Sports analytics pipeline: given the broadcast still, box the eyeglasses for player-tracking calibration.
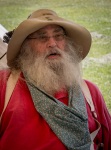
[27,33,66,42]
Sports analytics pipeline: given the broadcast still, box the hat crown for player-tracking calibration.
[28,9,58,19]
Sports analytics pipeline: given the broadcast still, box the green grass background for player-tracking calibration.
[0,0,111,111]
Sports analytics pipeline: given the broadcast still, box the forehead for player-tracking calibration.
[31,24,65,35]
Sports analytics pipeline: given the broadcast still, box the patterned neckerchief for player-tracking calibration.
[24,74,91,150]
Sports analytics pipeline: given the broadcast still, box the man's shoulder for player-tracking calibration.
[84,79,104,104]
[84,79,100,91]
[84,79,104,100]
[0,68,10,83]
[0,68,10,75]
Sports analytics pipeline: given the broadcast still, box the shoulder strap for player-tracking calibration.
[0,71,20,122]
[82,80,101,150]
[82,80,97,118]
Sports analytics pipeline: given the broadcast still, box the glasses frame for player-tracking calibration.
[27,33,66,42]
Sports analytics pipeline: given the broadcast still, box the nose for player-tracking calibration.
[46,37,57,48]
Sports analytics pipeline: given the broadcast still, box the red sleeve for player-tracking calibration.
[85,80,111,150]
[0,69,10,115]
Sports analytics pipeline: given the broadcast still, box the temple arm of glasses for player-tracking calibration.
[0,52,7,60]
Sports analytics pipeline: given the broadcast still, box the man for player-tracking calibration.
[0,9,111,150]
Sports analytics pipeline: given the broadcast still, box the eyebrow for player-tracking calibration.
[53,27,65,33]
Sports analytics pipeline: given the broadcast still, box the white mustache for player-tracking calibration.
[45,48,62,58]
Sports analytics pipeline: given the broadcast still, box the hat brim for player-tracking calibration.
[7,15,91,66]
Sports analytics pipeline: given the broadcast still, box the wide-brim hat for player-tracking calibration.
[7,9,92,66]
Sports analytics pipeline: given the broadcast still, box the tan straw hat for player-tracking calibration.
[7,9,92,66]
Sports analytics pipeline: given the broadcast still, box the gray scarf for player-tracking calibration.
[25,76,91,150]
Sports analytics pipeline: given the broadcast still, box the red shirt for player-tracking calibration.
[0,70,111,150]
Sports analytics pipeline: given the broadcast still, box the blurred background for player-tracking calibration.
[0,0,111,111]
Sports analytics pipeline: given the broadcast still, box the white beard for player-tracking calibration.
[19,43,82,95]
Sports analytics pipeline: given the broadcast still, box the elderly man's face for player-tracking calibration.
[27,24,66,60]
[20,25,81,94]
